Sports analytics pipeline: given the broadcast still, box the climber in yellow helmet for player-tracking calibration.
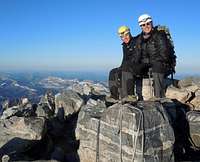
[107,25,146,103]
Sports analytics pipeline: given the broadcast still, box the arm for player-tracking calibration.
[120,47,125,67]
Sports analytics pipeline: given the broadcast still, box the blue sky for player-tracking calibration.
[0,0,199,74]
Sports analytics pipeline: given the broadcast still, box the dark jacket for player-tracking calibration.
[138,28,170,73]
[120,36,145,75]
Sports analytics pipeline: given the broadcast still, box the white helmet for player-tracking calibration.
[138,14,152,26]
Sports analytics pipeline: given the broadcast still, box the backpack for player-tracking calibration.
[155,25,177,77]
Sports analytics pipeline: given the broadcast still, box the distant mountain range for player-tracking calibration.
[0,71,108,106]
[0,70,198,107]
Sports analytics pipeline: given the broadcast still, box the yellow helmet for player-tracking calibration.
[118,26,130,36]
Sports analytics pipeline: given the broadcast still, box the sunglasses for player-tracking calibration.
[119,32,130,38]
[140,22,151,27]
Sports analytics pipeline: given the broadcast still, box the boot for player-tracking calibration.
[122,95,137,103]
[105,96,118,103]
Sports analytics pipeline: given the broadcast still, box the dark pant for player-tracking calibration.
[152,72,165,98]
[135,77,143,101]
[108,68,121,99]
[109,68,143,100]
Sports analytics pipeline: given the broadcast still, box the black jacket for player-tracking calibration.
[138,28,170,73]
[120,36,146,75]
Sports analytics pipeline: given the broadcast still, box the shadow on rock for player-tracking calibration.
[168,99,200,161]
[47,107,80,162]
[0,137,51,161]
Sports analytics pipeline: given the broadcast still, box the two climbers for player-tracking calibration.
[108,14,176,102]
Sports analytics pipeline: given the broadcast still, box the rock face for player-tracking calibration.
[76,101,175,162]
[55,90,84,116]
[142,77,200,110]
[165,86,191,103]
[1,106,21,119]
[36,92,55,118]
[1,77,200,162]
[175,77,200,110]
[67,81,110,96]
[142,78,154,100]
[186,111,200,148]
[0,116,46,157]
[1,104,35,120]
[190,96,200,110]
[178,77,200,88]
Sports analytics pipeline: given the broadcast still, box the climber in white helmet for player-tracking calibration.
[136,14,172,99]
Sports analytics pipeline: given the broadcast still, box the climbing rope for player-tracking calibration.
[127,105,144,162]
[119,106,123,162]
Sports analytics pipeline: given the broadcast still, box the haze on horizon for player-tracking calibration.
[0,0,200,74]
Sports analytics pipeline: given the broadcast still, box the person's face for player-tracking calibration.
[120,32,131,44]
[140,22,153,34]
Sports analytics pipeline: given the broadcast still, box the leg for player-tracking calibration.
[121,71,135,98]
[108,68,121,99]
[135,76,143,101]
[152,72,165,98]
